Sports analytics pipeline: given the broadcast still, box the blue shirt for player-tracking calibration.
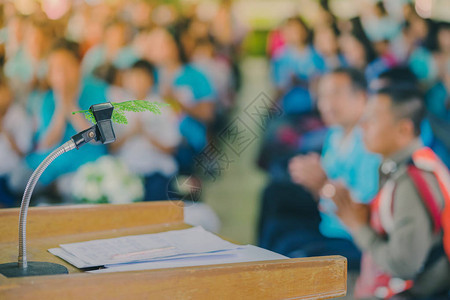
[365,57,390,84]
[172,65,216,152]
[421,82,450,168]
[271,45,326,114]
[26,78,108,185]
[319,127,381,239]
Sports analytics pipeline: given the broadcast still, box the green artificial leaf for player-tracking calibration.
[72,100,169,125]
[111,109,128,124]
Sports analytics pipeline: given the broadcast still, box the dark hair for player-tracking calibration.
[422,19,440,51]
[377,66,418,84]
[429,21,450,52]
[50,38,82,61]
[438,21,450,31]
[403,14,436,51]
[93,63,119,85]
[329,67,367,92]
[371,66,419,91]
[376,85,425,136]
[375,1,388,17]
[347,18,378,63]
[319,0,330,11]
[130,59,155,80]
[167,23,189,64]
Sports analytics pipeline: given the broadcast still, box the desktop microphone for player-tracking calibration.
[0,102,116,277]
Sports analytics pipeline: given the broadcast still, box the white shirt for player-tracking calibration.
[0,104,32,175]
[113,95,181,176]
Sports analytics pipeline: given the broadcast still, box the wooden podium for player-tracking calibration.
[0,202,347,299]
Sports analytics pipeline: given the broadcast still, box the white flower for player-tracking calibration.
[84,180,102,202]
[71,155,144,204]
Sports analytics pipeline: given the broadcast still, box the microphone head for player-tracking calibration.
[90,102,116,144]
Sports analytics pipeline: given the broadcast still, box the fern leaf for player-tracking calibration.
[72,100,169,124]
[84,111,96,124]
[111,109,128,124]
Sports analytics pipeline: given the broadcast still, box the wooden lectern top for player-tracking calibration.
[0,201,347,299]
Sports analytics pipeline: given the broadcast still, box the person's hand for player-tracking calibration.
[59,93,76,111]
[125,119,141,137]
[54,97,75,120]
[160,84,176,101]
[53,100,68,120]
[134,118,145,134]
[288,152,327,194]
[62,103,92,132]
[64,103,78,120]
[325,182,370,232]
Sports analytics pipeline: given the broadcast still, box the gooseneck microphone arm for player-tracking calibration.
[18,140,76,268]
[18,121,106,268]
[0,102,116,277]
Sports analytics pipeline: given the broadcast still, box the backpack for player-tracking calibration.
[409,147,450,261]
[355,147,450,299]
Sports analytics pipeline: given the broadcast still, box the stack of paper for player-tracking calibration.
[49,226,287,273]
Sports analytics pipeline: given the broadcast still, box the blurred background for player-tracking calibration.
[0,0,449,247]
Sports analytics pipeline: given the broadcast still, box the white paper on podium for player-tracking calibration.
[49,226,241,268]
[87,245,287,273]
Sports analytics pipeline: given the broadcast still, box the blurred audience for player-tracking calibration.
[330,85,450,299]
[25,39,108,187]
[0,75,32,207]
[149,26,216,174]
[4,19,52,104]
[111,60,181,201]
[271,17,325,114]
[191,36,234,118]
[258,68,380,271]
[0,0,242,204]
[313,25,345,71]
[258,3,450,297]
[0,3,449,292]
[81,19,138,77]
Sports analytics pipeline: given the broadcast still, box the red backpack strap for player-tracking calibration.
[406,165,442,234]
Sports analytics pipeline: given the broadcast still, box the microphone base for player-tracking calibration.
[0,261,68,277]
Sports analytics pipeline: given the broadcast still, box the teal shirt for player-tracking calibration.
[172,65,216,152]
[421,82,450,168]
[409,47,438,84]
[26,79,108,185]
[4,47,48,83]
[82,45,139,76]
[319,127,381,239]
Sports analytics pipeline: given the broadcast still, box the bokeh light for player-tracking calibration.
[43,0,71,20]
[329,0,360,20]
[415,0,433,18]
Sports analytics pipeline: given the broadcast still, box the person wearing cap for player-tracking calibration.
[329,85,450,299]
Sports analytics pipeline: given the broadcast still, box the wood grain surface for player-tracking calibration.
[0,201,347,299]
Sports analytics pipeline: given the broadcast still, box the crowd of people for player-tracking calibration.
[258,1,450,299]
[0,0,245,205]
[1,0,450,298]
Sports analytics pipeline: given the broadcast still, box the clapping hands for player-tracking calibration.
[322,182,370,232]
[288,152,328,195]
